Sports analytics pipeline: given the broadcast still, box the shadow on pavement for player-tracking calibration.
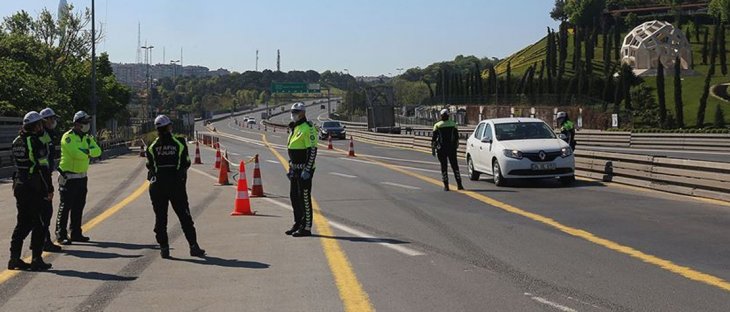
[50,270,137,281]
[171,256,270,269]
[63,249,144,260]
[472,179,605,189]
[75,241,159,250]
[311,234,411,245]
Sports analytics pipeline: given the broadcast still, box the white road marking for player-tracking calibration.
[338,157,468,178]
[330,172,357,178]
[228,152,241,156]
[266,160,280,164]
[380,182,421,190]
[339,157,377,165]
[524,293,578,312]
[269,135,281,139]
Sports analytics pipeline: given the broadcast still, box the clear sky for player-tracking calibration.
[1,1,558,76]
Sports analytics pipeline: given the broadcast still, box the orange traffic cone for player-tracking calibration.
[327,135,333,150]
[218,155,231,185]
[224,150,231,172]
[214,148,221,169]
[194,142,203,164]
[251,155,265,197]
[231,161,254,215]
[348,136,356,157]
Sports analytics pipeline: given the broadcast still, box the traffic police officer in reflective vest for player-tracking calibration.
[8,111,53,271]
[146,115,205,259]
[286,102,317,237]
[57,111,101,244]
[556,111,576,151]
[432,108,464,191]
[38,108,63,252]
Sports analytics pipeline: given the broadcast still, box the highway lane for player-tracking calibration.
[209,117,730,311]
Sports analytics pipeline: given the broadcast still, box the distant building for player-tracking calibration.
[111,63,231,89]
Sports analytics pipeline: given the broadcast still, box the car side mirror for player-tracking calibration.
[481,137,492,144]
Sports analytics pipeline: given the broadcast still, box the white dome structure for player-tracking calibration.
[621,20,692,75]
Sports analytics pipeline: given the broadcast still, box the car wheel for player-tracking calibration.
[559,175,575,186]
[467,157,481,181]
[493,161,507,187]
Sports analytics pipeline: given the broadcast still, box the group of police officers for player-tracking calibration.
[9,109,99,270]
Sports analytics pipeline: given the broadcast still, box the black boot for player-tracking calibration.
[285,224,300,235]
[457,183,464,191]
[160,246,170,259]
[29,249,51,271]
[443,183,450,191]
[292,228,312,237]
[189,244,206,257]
[7,258,30,270]
[43,241,63,252]
[69,234,90,242]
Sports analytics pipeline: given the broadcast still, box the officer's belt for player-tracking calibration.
[65,172,87,179]
[290,163,306,170]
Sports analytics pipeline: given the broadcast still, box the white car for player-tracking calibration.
[465,118,575,186]
[247,118,257,125]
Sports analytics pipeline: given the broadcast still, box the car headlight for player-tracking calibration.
[561,147,573,158]
[503,149,523,159]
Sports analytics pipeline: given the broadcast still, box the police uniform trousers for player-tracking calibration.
[437,149,462,186]
[290,168,314,231]
[11,182,46,258]
[149,176,198,247]
[56,177,88,239]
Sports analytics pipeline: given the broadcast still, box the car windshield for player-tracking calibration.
[323,122,342,128]
[494,122,555,141]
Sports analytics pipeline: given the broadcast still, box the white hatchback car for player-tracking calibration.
[465,118,575,186]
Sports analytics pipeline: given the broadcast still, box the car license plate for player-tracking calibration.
[531,163,556,171]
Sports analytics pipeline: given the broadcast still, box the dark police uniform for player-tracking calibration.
[432,119,463,191]
[287,118,318,236]
[146,132,203,257]
[10,130,52,267]
[39,129,59,250]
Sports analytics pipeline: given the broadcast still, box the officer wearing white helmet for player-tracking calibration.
[146,115,205,258]
[285,102,318,237]
[8,111,53,271]
[56,110,101,244]
[432,108,463,191]
[38,108,63,252]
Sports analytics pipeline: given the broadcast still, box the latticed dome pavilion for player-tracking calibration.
[621,20,692,75]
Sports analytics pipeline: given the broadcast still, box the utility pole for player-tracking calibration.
[277,49,280,72]
[141,45,154,118]
[90,0,97,136]
[256,50,259,71]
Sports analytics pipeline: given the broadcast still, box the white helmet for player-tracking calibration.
[440,108,449,116]
[291,102,306,112]
[23,111,42,125]
[556,111,567,119]
[73,111,91,123]
[154,115,172,128]
[40,108,56,119]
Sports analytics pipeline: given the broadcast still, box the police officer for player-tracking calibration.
[8,111,53,271]
[146,115,205,259]
[38,108,63,252]
[556,111,576,151]
[432,108,463,191]
[56,111,101,244]
[286,102,317,237]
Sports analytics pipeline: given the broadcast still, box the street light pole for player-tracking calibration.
[170,60,180,77]
[141,45,154,118]
[90,0,97,136]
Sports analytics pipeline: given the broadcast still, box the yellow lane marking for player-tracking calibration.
[263,134,374,312]
[359,154,730,293]
[0,181,150,285]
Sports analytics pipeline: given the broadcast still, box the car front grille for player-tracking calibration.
[508,168,574,176]
[522,151,561,162]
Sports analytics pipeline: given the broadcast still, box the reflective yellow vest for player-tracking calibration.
[59,130,101,174]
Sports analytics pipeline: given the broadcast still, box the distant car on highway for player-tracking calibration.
[319,121,346,140]
[247,118,256,125]
[465,118,575,186]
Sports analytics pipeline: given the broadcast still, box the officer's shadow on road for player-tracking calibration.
[63,249,144,260]
[49,270,137,282]
[169,255,270,269]
[77,241,159,250]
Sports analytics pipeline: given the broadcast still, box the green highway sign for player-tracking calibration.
[271,82,321,94]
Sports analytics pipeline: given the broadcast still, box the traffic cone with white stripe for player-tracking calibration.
[224,150,231,172]
[231,161,254,215]
[348,136,356,157]
[218,154,230,185]
[194,142,202,164]
[251,155,265,197]
[214,148,221,169]
[327,135,333,150]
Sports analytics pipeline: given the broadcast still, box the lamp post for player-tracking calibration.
[90,0,97,135]
[141,45,154,118]
[170,60,180,77]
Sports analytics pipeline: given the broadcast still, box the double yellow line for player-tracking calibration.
[262,134,374,312]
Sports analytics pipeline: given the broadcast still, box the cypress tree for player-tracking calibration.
[621,64,632,111]
[506,61,512,94]
[715,105,726,128]
[698,22,720,128]
[538,60,545,94]
[720,23,727,76]
[702,27,709,65]
[674,56,684,127]
[657,61,667,127]
[573,27,582,71]
[695,23,701,43]
[558,22,568,82]
[488,65,497,95]
[614,17,622,60]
